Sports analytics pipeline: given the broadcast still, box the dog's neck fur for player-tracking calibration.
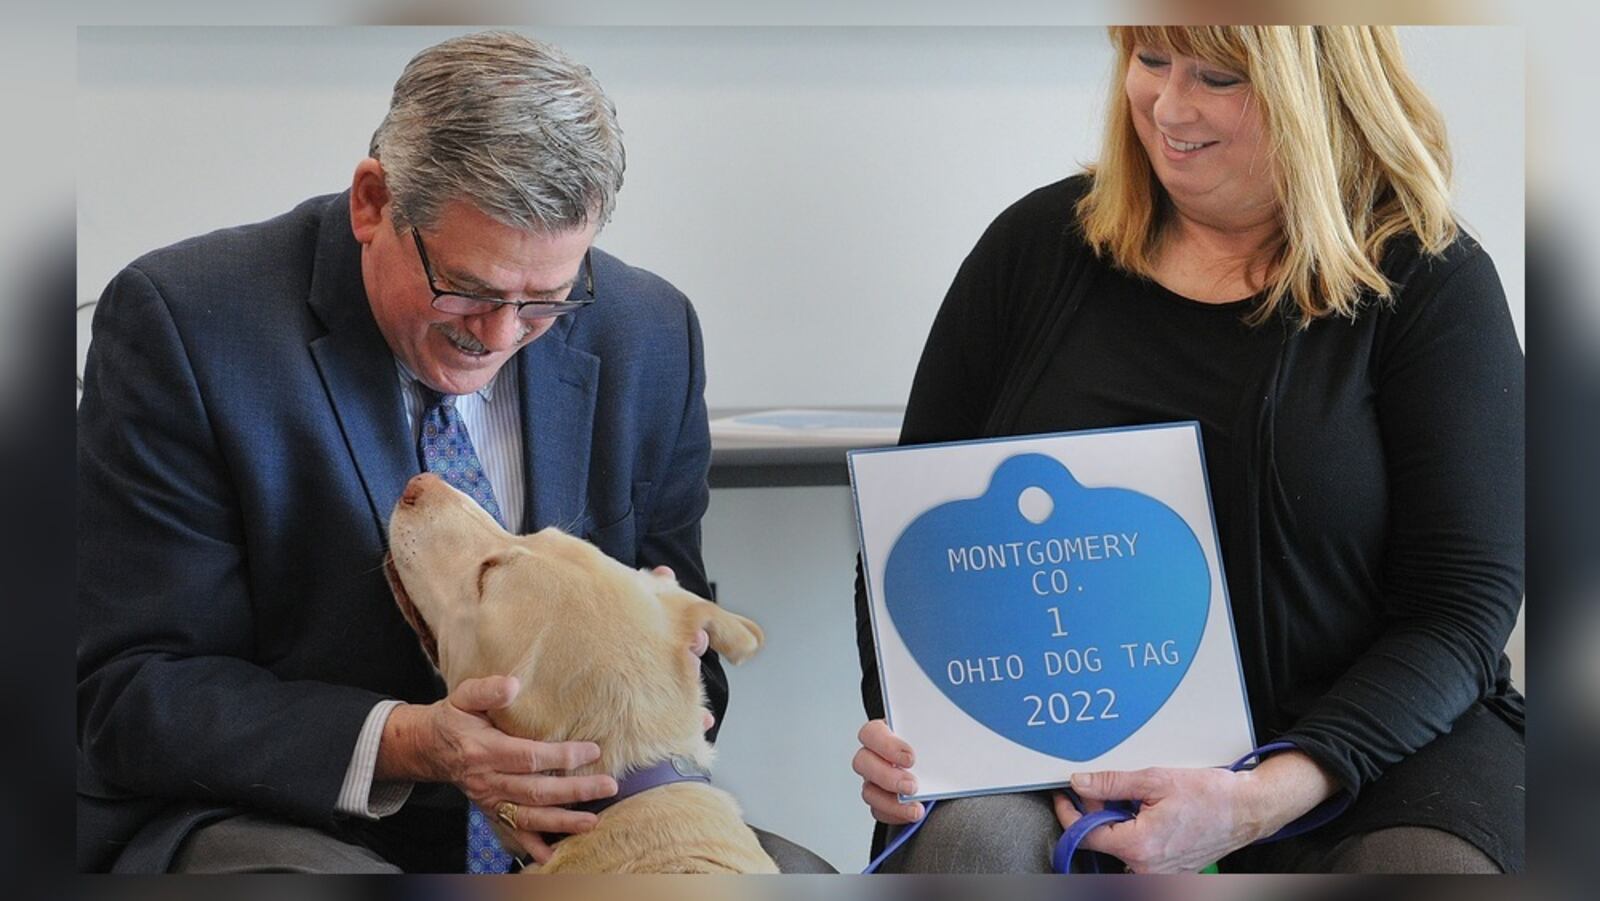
[497,693,716,781]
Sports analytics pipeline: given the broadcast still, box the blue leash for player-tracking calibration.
[863,741,1351,874]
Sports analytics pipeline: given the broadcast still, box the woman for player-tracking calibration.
[851,26,1524,874]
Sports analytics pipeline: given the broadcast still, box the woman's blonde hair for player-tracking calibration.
[1077,26,1457,326]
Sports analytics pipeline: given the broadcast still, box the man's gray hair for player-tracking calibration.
[369,31,625,234]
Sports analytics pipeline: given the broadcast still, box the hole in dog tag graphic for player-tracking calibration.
[1017,486,1053,524]
[882,453,1210,761]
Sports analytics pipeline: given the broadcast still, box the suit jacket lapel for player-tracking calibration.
[518,315,599,532]
[304,193,416,537]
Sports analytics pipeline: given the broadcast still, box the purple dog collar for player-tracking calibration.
[571,756,712,816]
[512,757,715,867]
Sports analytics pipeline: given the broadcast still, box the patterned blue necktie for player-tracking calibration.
[415,384,514,874]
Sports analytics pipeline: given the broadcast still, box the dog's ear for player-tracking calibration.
[663,589,765,664]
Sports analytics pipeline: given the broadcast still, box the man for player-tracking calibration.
[77,31,827,873]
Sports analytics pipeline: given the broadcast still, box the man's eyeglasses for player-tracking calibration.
[410,227,597,320]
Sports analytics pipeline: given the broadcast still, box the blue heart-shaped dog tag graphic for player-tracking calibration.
[882,453,1210,761]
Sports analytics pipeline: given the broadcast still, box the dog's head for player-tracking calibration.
[385,473,763,774]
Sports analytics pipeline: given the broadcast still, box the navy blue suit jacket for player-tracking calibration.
[76,192,722,872]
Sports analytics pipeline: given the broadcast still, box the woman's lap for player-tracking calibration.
[877,703,1522,874]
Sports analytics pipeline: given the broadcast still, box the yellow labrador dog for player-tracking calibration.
[385,472,778,873]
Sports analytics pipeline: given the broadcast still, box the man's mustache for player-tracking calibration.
[436,322,534,353]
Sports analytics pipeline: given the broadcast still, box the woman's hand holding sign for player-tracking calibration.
[853,719,925,825]
[1054,750,1338,873]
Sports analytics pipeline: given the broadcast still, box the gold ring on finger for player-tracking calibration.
[494,801,519,832]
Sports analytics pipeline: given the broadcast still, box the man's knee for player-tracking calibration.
[878,792,1058,874]
[1326,826,1500,874]
[171,813,401,874]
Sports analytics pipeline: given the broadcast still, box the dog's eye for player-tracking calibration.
[476,558,499,597]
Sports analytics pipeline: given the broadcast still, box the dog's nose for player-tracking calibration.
[401,473,439,505]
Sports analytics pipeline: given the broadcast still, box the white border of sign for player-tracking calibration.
[849,422,1257,801]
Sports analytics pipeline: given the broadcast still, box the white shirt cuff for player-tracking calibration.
[335,699,414,819]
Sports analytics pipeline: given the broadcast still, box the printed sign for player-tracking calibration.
[849,424,1255,801]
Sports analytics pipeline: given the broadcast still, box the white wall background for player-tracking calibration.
[77,26,1525,871]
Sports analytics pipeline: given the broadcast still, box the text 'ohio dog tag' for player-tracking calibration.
[850,424,1254,801]
[883,453,1207,761]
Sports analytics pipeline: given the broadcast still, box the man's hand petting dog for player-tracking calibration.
[377,675,619,863]
[373,563,717,864]
[383,477,777,872]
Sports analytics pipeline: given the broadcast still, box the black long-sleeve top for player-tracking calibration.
[856,175,1525,798]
